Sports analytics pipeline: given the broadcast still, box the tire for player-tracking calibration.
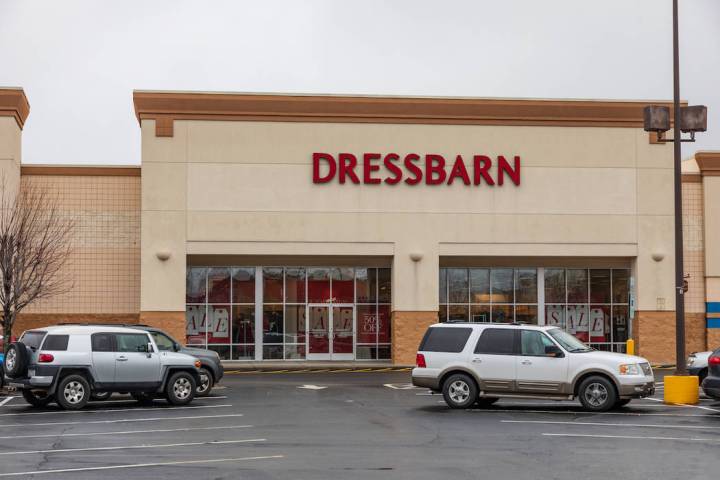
[55,374,91,410]
[131,392,155,405]
[195,367,214,397]
[578,376,618,412]
[475,397,499,408]
[4,342,29,379]
[442,373,478,409]
[614,398,632,408]
[91,391,113,401]
[165,371,196,406]
[21,389,54,407]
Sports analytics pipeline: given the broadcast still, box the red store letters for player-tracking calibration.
[312,153,521,186]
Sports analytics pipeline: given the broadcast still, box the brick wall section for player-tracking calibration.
[636,311,706,364]
[140,311,186,344]
[708,329,720,352]
[20,175,140,314]
[14,313,140,338]
[392,311,438,365]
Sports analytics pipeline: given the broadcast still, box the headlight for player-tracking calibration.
[619,363,641,375]
[687,356,695,367]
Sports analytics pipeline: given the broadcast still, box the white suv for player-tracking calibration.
[3,325,203,410]
[412,323,655,411]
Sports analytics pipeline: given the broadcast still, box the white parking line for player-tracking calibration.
[0,455,285,477]
[644,397,720,413]
[0,412,244,428]
[502,419,720,430]
[0,403,232,417]
[542,432,718,442]
[87,395,228,405]
[0,424,254,440]
[0,438,267,456]
[0,397,17,407]
[467,408,716,418]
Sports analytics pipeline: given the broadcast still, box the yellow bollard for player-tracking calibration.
[626,339,635,356]
[664,375,699,405]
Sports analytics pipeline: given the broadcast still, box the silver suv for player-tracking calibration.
[3,325,202,410]
[412,323,655,412]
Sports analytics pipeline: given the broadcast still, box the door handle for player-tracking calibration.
[116,356,128,362]
[472,358,482,363]
[521,360,532,365]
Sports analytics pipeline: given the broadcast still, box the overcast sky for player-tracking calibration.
[1,0,718,165]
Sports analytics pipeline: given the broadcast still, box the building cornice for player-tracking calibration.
[695,151,720,177]
[0,88,30,129]
[133,90,679,138]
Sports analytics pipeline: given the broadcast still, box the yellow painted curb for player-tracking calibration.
[664,375,699,405]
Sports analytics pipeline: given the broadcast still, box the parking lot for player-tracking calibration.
[0,370,719,479]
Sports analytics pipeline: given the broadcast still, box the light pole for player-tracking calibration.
[643,0,707,402]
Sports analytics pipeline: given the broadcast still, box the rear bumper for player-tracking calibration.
[412,369,440,391]
[7,375,54,389]
[702,376,720,399]
[687,366,704,377]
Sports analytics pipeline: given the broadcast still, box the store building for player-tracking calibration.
[2,87,720,365]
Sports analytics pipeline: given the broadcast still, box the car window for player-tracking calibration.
[419,327,472,353]
[520,330,556,356]
[91,333,115,352]
[475,328,516,355]
[115,333,151,353]
[42,335,70,351]
[20,331,47,350]
[151,332,175,351]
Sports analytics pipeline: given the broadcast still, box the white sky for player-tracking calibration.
[1,0,718,165]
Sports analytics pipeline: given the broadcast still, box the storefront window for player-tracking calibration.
[208,268,231,303]
[308,268,331,303]
[186,267,207,303]
[232,267,255,303]
[355,268,392,360]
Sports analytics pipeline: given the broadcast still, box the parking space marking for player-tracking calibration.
[466,408,717,418]
[0,455,285,477]
[87,395,229,405]
[384,383,418,390]
[0,438,267,456]
[0,412,244,428]
[0,397,17,407]
[502,420,720,431]
[0,403,233,417]
[0,424,254,440]
[643,397,720,413]
[542,432,719,442]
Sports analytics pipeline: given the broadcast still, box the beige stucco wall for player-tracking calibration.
[22,174,140,314]
[0,116,21,199]
[141,117,675,315]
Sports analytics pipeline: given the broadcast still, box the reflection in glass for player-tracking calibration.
[491,269,513,303]
[438,305,448,323]
[378,268,392,303]
[470,269,490,303]
[207,305,231,343]
[439,268,447,304]
[470,304,491,323]
[356,268,376,303]
[515,269,537,303]
[448,268,469,303]
[492,305,513,323]
[331,268,355,303]
[284,344,306,360]
[232,305,255,344]
[613,305,630,344]
[208,345,230,360]
[448,305,469,322]
[515,304,538,324]
[284,305,306,343]
[308,306,330,354]
[231,345,254,360]
[544,268,566,303]
[308,268,331,303]
[332,306,354,354]
[589,305,611,343]
[263,267,283,303]
[545,305,566,329]
[263,305,284,343]
[207,268,230,303]
[356,305,377,344]
[285,267,306,303]
[263,345,283,360]
[590,270,611,303]
[612,269,630,303]
[186,305,206,345]
[567,269,589,303]
[232,267,255,303]
[186,268,207,303]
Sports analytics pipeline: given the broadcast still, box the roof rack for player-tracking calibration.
[57,323,152,328]
[444,320,528,326]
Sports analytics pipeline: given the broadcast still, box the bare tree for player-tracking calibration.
[0,177,74,350]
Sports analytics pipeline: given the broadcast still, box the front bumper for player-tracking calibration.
[618,381,655,398]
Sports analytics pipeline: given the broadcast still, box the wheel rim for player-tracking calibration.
[5,349,16,371]
[173,377,192,399]
[63,381,85,404]
[584,382,608,407]
[197,372,210,394]
[448,380,470,404]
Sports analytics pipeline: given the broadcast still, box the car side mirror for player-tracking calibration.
[545,345,564,358]
[173,343,181,352]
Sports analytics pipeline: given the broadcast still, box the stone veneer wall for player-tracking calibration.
[13,174,140,335]
[636,311,706,364]
[391,311,438,365]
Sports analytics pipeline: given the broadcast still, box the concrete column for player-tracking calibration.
[697,152,720,350]
[391,240,439,365]
[140,119,188,340]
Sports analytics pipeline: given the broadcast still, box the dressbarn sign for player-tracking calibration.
[312,153,521,186]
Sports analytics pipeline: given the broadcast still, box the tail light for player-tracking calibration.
[416,353,427,368]
[709,356,720,366]
[38,353,54,363]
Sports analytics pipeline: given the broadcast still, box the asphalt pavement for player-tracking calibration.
[0,370,718,479]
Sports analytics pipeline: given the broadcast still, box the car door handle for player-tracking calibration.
[472,358,482,363]
[521,360,532,365]
[116,356,128,362]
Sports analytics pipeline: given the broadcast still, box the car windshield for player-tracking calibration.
[547,328,593,352]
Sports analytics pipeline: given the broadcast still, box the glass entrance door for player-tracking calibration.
[307,304,354,360]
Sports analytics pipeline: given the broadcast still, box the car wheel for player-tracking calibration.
[475,397,498,408]
[131,392,155,405]
[56,375,91,410]
[614,398,632,408]
[195,368,214,397]
[165,371,196,406]
[578,376,617,412]
[442,373,477,409]
[4,342,29,379]
[21,389,54,407]
[91,391,113,401]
